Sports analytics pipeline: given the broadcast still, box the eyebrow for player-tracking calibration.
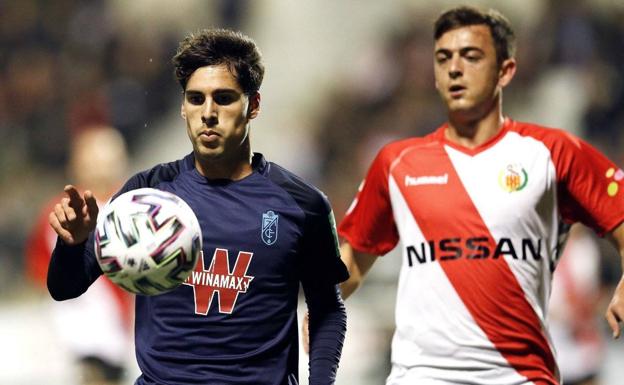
[185,88,240,94]
[435,46,485,56]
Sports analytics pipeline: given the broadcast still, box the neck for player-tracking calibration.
[445,98,505,149]
[195,142,253,181]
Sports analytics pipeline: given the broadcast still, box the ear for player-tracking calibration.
[180,104,186,120]
[247,92,261,120]
[498,58,517,88]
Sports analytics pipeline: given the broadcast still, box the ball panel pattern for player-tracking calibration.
[94,188,202,296]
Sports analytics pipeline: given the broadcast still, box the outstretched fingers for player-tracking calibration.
[47,185,100,245]
[61,196,77,222]
[64,184,84,207]
[49,210,75,244]
[83,190,99,220]
[606,308,621,339]
[606,281,624,339]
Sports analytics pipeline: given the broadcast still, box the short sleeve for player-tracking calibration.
[338,146,399,255]
[553,132,624,235]
[300,197,349,285]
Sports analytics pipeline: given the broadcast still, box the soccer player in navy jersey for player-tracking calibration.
[47,29,348,385]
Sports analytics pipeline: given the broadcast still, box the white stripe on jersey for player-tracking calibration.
[388,175,531,385]
[445,131,561,319]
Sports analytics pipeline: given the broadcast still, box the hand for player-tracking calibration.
[302,311,310,354]
[48,185,99,245]
[605,277,624,339]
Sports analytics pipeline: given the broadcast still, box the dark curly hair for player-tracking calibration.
[434,6,516,66]
[172,28,265,95]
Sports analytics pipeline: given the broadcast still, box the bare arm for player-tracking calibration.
[339,241,379,300]
[605,222,624,338]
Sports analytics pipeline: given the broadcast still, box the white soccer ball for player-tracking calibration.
[94,188,202,295]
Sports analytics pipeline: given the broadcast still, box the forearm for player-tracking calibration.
[339,274,361,300]
[605,222,624,337]
[306,284,347,385]
[339,242,378,300]
[47,236,101,300]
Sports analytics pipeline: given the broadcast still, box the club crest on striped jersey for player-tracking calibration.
[498,164,528,192]
[261,210,278,245]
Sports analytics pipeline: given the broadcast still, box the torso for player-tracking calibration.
[340,118,624,385]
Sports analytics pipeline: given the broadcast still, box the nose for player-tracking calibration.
[449,55,463,79]
[201,98,218,126]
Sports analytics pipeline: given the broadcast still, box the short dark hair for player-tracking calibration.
[434,6,516,66]
[172,28,264,95]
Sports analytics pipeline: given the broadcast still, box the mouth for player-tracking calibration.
[448,85,466,98]
[199,129,220,143]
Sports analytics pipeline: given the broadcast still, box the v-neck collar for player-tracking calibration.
[435,117,512,156]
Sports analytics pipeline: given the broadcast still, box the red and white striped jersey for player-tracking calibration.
[339,118,624,385]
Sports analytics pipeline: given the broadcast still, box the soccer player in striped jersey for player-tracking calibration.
[47,29,348,385]
[337,6,624,385]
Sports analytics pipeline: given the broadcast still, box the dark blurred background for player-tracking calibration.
[1,1,622,384]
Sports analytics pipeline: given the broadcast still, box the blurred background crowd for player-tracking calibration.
[1,0,623,384]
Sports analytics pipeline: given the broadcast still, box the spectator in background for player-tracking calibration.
[26,125,133,385]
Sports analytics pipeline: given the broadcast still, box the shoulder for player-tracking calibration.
[382,133,440,155]
[118,154,194,195]
[141,154,194,185]
[369,132,441,172]
[507,120,582,151]
[263,161,331,215]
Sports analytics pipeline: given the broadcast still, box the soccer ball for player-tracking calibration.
[94,188,202,295]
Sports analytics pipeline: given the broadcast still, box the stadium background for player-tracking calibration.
[1,0,623,384]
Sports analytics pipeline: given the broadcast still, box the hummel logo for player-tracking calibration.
[405,173,448,186]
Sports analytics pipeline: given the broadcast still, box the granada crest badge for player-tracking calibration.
[498,164,528,192]
[261,210,279,245]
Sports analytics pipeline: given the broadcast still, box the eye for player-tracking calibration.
[435,54,449,64]
[461,49,484,62]
[213,91,239,106]
[186,93,205,105]
[465,55,482,62]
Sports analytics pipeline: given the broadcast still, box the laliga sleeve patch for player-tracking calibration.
[606,168,622,197]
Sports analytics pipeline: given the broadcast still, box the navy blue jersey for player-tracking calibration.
[48,153,348,385]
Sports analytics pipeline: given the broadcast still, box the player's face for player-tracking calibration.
[181,65,260,161]
[434,25,515,119]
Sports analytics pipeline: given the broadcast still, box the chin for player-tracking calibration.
[447,103,474,113]
[448,104,483,120]
[194,145,221,159]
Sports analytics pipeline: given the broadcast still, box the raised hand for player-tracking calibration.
[48,185,99,245]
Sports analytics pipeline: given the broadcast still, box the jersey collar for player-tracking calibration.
[435,117,512,156]
[185,152,269,185]
[251,152,268,174]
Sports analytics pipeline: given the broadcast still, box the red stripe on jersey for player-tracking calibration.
[391,144,558,385]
